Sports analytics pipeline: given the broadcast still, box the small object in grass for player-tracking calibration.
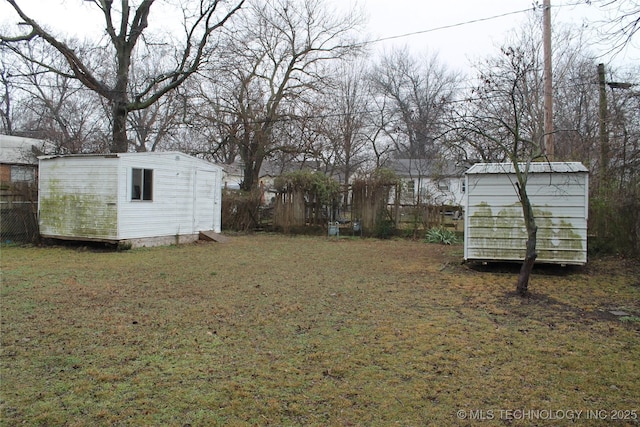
[609,310,630,316]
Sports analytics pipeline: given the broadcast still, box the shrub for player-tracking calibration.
[222,189,261,231]
[374,219,396,239]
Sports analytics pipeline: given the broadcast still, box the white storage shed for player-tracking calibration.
[38,152,223,247]
[464,162,589,265]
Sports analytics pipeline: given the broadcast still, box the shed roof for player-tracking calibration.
[38,151,222,169]
[466,162,588,175]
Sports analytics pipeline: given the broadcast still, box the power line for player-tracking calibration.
[355,1,617,49]
[362,8,535,47]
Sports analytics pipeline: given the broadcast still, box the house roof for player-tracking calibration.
[388,158,464,177]
[0,135,52,165]
[466,162,588,175]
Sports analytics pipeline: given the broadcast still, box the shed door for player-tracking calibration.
[194,169,216,231]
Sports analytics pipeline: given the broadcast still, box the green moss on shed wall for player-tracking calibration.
[39,179,117,239]
[468,202,585,263]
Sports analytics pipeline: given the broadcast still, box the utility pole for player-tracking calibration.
[543,0,554,160]
[598,63,608,189]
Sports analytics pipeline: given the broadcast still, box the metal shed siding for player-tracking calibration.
[118,154,192,239]
[464,162,588,265]
[193,168,220,232]
[39,157,119,239]
[117,153,222,239]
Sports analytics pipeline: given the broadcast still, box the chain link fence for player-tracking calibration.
[1,182,39,244]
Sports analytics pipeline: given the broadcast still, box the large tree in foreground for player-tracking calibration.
[1,0,244,153]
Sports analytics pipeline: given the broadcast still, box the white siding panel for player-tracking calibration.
[194,169,216,231]
[116,152,223,240]
[119,153,195,239]
[468,193,586,206]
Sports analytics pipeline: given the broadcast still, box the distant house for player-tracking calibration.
[38,152,223,248]
[0,135,52,185]
[222,162,244,190]
[1,135,54,242]
[222,159,328,205]
[388,158,465,206]
[464,162,589,265]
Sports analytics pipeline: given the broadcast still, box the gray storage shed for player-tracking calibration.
[464,162,589,265]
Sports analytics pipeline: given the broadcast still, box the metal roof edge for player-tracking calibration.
[38,151,223,168]
[465,162,588,174]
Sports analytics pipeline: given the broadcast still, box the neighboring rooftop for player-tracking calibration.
[388,158,465,177]
[0,135,52,165]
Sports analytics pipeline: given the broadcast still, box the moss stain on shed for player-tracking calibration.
[40,178,117,239]
[469,202,584,263]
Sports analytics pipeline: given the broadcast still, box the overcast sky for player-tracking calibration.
[1,0,638,75]
[356,0,638,73]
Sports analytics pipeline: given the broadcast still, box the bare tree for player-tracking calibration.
[369,48,460,161]
[454,45,545,296]
[364,93,395,169]
[315,60,371,187]
[201,0,363,191]
[587,0,640,54]
[592,64,640,256]
[1,37,108,151]
[1,45,18,135]
[1,0,244,153]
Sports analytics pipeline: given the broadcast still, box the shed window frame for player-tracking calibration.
[131,168,153,201]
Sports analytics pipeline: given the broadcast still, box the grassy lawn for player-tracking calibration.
[1,234,639,426]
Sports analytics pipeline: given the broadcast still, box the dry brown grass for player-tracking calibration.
[1,234,639,426]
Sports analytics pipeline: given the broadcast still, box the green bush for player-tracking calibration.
[425,226,459,245]
[374,219,396,239]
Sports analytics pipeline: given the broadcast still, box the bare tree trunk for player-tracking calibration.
[111,101,129,153]
[516,183,537,296]
[241,150,263,192]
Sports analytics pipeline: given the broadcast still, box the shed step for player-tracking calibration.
[199,231,229,243]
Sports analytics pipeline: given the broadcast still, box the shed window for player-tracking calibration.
[132,168,153,201]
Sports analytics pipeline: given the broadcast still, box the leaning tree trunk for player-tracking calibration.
[516,183,537,296]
